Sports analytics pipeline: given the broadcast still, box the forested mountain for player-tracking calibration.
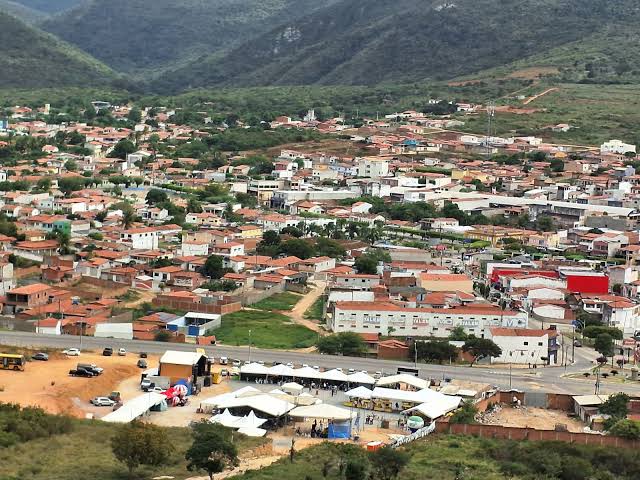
[0,0,45,22]
[41,0,338,74]
[0,11,115,88]
[153,0,640,91]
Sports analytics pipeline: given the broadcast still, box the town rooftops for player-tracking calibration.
[8,283,51,295]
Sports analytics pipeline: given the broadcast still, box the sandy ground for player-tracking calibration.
[0,349,154,417]
[478,405,585,433]
[286,281,327,334]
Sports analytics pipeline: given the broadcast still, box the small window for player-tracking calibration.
[524,341,529,346]
[538,342,543,346]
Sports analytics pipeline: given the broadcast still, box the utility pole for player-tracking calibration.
[248,329,252,363]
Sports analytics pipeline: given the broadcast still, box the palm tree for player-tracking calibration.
[122,207,136,229]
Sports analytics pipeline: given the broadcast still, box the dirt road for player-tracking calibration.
[287,281,327,334]
[122,288,157,308]
[523,87,559,105]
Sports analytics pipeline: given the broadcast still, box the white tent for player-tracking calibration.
[403,396,462,420]
[269,388,286,395]
[216,394,295,417]
[282,382,304,395]
[372,387,457,406]
[296,392,319,406]
[347,371,376,384]
[289,404,356,421]
[320,369,350,382]
[238,427,267,437]
[200,386,261,411]
[101,393,165,423]
[293,366,322,379]
[376,374,430,390]
[268,364,295,376]
[232,410,267,429]
[345,386,373,400]
[210,409,241,428]
[240,363,271,375]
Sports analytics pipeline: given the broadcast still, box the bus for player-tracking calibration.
[0,353,26,371]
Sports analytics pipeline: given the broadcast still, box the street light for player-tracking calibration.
[248,329,252,363]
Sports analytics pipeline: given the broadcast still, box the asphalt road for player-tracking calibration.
[2,331,640,396]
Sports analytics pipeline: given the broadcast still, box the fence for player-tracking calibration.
[438,423,640,449]
[152,296,241,315]
[391,422,436,448]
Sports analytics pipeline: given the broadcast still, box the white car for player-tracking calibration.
[117,348,126,356]
[90,396,115,407]
[64,348,81,356]
[232,360,241,367]
[286,362,294,368]
[140,378,152,391]
[219,357,228,365]
[312,365,320,370]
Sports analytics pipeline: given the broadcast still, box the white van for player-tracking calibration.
[219,356,228,365]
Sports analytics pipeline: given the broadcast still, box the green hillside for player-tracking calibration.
[0,11,116,88]
[154,0,640,92]
[0,0,45,23]
[42,0,338,74]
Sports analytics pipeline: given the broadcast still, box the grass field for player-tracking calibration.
[303,296,325,321]
[252,292,302,311]
[459,82,640,146]
[215,310,317,349]
[0,419,265,480]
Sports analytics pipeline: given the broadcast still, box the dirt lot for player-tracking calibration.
[478,405,585,433]
[0,349,153,417]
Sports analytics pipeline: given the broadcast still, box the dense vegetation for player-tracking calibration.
[0,12,115,88]
[0,0,45,23]
[42,0,337,75]
[156,0,640,91]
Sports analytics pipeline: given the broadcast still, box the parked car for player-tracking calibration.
[63,348,81,356]
[90,396,115,407]
[286,362,294,368]
[31,352,49,361]
[219,357,228,365]
[78,363,103,375]
[232,360,241,367]
[573,340,582,347]
[102,347,113,356]
[117,348,126,356]
[69,368,94,377]
[139,352,148,358]
[220,369,230,377]
[348,368,355,374]
[140,378,152,391]
[108,391,121,402]
[137,359,148,369]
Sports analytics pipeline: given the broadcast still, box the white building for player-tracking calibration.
[329,302,528,338]
[601,140,636,155]
[487,327,559,365]
[356,158,390,178]
[120,227,159,250]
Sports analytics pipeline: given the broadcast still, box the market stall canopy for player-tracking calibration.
[268,364,296,376]
[347,371,376,384]
[403,395,462,420]
[293,366,322,379]
[289,403,356,421]
[200,386,260,410]
[101,393,165,423]
[375,374,430,390]
[371,387,453,404]
[232,410,267,429]
[320,369,350,382]
[345,386,374,400]
[237,427,267,437]
[240,363,270,375]
[282,382,304,394]
[216,393,295,417]
[210,409,241,428]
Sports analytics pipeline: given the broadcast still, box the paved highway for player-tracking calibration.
[2,331,640,396]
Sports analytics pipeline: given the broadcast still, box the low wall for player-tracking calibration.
[14,266,42,279]
[152,297,241,315]
[438,423,640,449]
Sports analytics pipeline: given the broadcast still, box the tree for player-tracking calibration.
[154,330,172,342]
[111,421,172,477]
[600,393,630,420]
[583,326,623,340]
[594,333,614,357]
[345,460,367,480]
[549,158,565,172]
[261,230,281,246]
[354,249,391,275]
[112,139,136,159]
[279,239,314,259]
[127,107,142,123]
[449,326,468,341]
[317,332,366,356]
[146,189,169,205]
[608,419,640,439]
[202,255,225,279]
[58,177,86,196]
[462,338,502,366]
[368,446,409,480]
[535,215,556,232]
[449,400,478,424]
[120,203,137,229]
[64,159,78,172]
[281,226,304,238]
[416,340,458,364]
[187,197,203,214]
[185,422,238,480]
